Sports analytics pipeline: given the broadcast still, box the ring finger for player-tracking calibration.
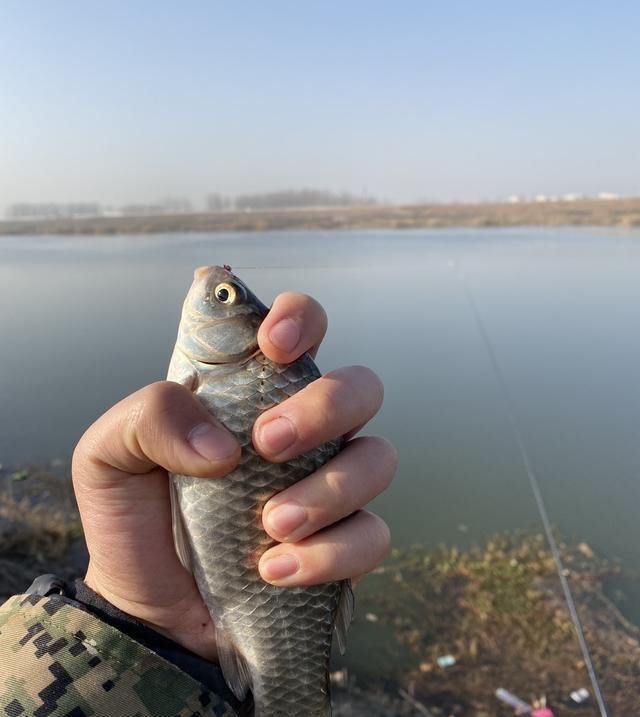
[258,510,390,587]
[262,436,396,543]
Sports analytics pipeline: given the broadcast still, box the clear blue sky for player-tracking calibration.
[1,1,639,210]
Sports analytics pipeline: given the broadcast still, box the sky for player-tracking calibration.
[1,1,639,211]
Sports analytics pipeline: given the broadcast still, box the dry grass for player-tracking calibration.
[370,532,640,716]
[0,467,83,601]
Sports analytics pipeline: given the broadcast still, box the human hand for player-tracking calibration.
[72,292,395,661]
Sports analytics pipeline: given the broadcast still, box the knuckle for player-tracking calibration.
[275,290,303,304]
[316,380,344,427]
[323,468,355,514]
[354,365,384,407]
[304,294,328,329]
[120,382,191,465]
[134,381,194,439]
[324,539,346,576]
[331,365,384,413]
[367,436,398,486]
[139,380,187,417]
[71,432,93,484]
[364,512,391,560]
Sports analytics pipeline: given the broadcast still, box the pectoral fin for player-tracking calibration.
[170,479,193,574]
[334,578,355,655]
[216,626,253,701]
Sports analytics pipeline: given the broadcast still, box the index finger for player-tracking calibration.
[258,292,328,364]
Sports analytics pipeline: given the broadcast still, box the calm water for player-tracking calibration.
[2,227,640,673]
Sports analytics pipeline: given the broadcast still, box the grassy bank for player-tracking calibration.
[370,535,640,715]
[1,465,638,715]
[2,198,640,236]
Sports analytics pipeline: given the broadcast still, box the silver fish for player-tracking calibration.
[167,266,353,717]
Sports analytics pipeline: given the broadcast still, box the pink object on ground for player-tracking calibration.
[531,709,554,717]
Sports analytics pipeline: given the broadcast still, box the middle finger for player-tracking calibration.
[253,365,383,462]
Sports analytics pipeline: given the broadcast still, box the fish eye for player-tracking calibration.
[213,282,237,305]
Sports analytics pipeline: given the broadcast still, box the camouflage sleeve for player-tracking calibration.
[0,593,237,717]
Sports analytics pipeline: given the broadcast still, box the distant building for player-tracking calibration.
[534,194,548,203]
[507,195,522,204]
[598,192,619,200]
[561,193,583,202]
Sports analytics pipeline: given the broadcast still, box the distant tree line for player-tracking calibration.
[5,190,377,221]
[206,189,377,212]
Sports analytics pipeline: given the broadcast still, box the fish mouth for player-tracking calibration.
[193,264,239,282]
[194,265,223,280]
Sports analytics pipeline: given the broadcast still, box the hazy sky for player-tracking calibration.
[1,1,639,211]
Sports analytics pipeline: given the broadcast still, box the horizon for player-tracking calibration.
[1,2,639,215]
[3,187,634,223]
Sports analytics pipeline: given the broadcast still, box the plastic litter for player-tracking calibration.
[436,654,456,668]
[495,688,531,714]
[570,688,590,704]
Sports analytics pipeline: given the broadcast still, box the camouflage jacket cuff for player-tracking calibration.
[0,592,238,717]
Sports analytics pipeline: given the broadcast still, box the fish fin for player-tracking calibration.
[170,479,193,574]
[334,579,355,656]
[216,626,253,701]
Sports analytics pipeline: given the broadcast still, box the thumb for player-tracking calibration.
[73,381,240,487]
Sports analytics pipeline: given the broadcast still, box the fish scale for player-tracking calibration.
[168,266,352,717]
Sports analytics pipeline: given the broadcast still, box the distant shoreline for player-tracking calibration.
[2,198,640,236]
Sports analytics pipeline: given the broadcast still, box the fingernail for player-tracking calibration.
[258,417,296,455]
[261,554,299,581]
[268,318,300,353]
[265,503,307,538]
[188,422,237,461]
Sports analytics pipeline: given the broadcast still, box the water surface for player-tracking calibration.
[2,227,640,681]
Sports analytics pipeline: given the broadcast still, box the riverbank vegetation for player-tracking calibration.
[1,465,638,715]
[368,534,640,715]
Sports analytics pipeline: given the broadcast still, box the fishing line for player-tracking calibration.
[451,260,610,717]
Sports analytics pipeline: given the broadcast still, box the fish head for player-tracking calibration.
[177,265,269,364]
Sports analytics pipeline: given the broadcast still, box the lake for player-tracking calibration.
[2,228,640,701]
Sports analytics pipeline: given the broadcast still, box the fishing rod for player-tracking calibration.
[451,260,611,717]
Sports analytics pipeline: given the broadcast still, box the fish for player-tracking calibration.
[167,265,354,717]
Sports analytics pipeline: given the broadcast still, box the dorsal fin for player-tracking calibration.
[334,579,355,655]
[216,625,253,701]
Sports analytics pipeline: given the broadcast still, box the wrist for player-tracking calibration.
[84,561,218,661]
[23,573,243,711]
